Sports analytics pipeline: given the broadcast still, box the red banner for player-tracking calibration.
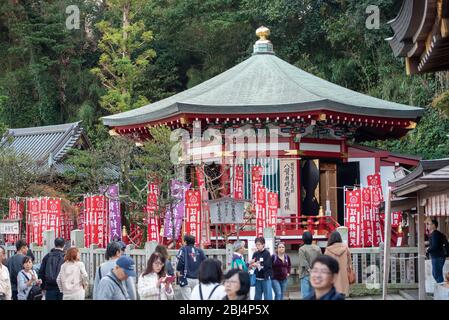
[233,165,244,200]
[367,173,383,201]
[252,166,263,202]
[7,198,23,244]
[147,183,161,243]
[47,199,61,238]
[90,195,107,248]
[255,185,267,237]
[28,198,40,245]
[267,192,278,231]
[196,167,210,246]
[361,188,373,247]
[84,197,91,247]
[39,198,49,246]
[370,187,383,247]
[345,189,362,248]
[185,190,202,245]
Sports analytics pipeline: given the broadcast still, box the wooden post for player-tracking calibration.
[417,195,426,300]
[43,230,55,256]
[225,242,233,271]
[409,213,416,247]
[70,229,84,248]
[382,187,392,300]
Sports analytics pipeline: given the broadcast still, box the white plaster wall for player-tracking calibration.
[380,165,395,199]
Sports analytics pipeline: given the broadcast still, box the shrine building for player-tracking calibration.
[102,27,423,246]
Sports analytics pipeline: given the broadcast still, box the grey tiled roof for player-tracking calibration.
[102,51,423,127]
[0,121,91,172]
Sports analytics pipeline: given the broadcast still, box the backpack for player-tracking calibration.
[45,253,64,286]
[21,271,43,300]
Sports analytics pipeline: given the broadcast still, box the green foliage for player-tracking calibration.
[91,2,156,113]
[0,148,38,217]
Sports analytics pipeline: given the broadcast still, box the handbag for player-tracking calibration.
[178,247,189,287]
[249,270,256,287]
[21,271,43,300]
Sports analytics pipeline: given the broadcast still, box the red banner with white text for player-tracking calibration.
[255,185,267,237]
[233,165,244,200]
[267,192,278,231]
[147,183,161,243]
[345,190,362,248]
[185,190,202,245]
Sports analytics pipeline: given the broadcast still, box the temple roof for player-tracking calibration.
[0,121,91,173]
[387,0,449,74]
[102,27,423,128]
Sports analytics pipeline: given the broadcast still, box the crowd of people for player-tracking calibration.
[2,224,445,301]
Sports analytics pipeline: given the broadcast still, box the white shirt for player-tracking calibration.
[191,282,226,300]
[137,273,174,300]
[0,264,12,300]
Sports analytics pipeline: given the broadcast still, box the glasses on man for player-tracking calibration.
[310,269,332,276]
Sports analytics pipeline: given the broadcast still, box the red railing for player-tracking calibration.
[212,215,340,240]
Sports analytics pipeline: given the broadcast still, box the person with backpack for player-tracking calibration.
[190,258,226,300]
[57,247,88,300]
[93,241,137,300]
[271,242,291,300]
[176,234,206,300]
[426,219,449,283]
[95,255,136,300]
[17,256,42,300]
[38,237,65,300]
[6,239,29,300]
[298,231,322,298]
[231,241,248,271]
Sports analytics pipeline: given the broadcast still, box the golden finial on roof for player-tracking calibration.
[253,26,274,55]
[256,26,270,42]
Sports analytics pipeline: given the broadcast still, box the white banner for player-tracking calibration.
[279,159,297,215]
[0,220,20,235]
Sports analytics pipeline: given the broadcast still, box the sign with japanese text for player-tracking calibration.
[185,190,202,245]
[147,183,160,242]
[255,185,267,237]
[267,192,278,231]
[279,159,297,215]
[345,190,362,248]
[233,165,244,200]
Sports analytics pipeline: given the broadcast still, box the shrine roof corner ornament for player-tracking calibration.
[102,26,423,129]
[386,0,449,74]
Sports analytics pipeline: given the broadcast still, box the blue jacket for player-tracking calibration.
[176,245,206,279]
[95,270,130,300]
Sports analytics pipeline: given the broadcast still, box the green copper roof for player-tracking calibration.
[102,46,423,127]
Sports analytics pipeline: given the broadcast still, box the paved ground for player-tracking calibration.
[285,290,427,300]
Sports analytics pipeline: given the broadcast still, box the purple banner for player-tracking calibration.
[163,180,190,239]
[101,184,122,241]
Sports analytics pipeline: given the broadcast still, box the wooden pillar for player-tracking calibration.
[340,138,348,163]
[382,187,392,300]
[409,213,416,247]
[417,195,426,300]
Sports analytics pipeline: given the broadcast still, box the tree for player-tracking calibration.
[91,0,156,113]
[0,148,38,218]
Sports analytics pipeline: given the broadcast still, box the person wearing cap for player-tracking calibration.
[231,241,248,271]
[95,255,136,300]
[93,241,137,300]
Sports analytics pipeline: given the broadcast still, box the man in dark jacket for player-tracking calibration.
[250,237,273,300]
[303,255,345,300]
[176,234,206,300]
[6,239,29,300]
[426,219,448,283]
[38,237,65,300]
